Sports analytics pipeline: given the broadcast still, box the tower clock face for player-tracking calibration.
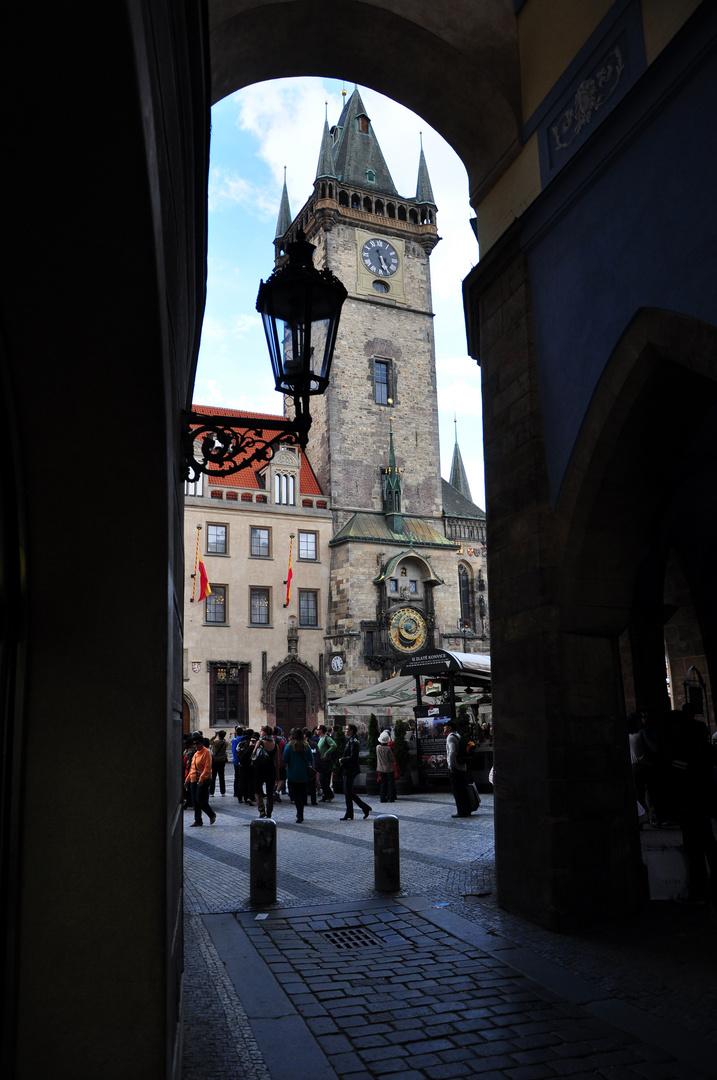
[388,607,428,654]
[361,238,399,277]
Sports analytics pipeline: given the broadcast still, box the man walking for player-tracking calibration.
[317,724,336,801]
[187,734,216,827]
[444,720,472,818]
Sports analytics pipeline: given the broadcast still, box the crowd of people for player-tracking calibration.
[182,722,402,825]
[629,703,717,904]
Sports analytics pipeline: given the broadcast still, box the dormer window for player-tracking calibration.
[356,114,370,134]
[330,125,341,144]
[366,169,376,184]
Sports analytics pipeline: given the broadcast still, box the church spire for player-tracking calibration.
[274,167,292,239]
[315,111,337,181]
[382,416,404,533]
[449,418,472,502]
[416,134,436,206]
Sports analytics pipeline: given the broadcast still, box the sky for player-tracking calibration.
[195,77,486,508]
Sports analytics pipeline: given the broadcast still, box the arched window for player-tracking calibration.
[387,203,396,219]
[458,564,473,629]
[274,474,281,503]
[409,208,418,224]
[339,190,349,207]
[397,205,407,221]
[328,184,333,199]
[351,193,360,209]
[356,114,370,134]
[375,199,384,215]
[365,169,375,184]
[363,196,372,212]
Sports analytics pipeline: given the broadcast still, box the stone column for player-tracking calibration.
[466,240,641,930]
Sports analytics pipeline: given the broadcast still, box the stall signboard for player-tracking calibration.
[415,710,451,780]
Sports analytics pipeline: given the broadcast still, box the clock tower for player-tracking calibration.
[274,89,486,697]
[275,88,442,529]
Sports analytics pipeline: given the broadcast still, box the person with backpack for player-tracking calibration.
[317,724,336,801]
[444,720,473,818]
[251,726,278,818]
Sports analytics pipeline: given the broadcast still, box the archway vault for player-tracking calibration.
[207,0,522,204]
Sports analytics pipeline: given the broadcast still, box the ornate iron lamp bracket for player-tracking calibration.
[183,409,311,482]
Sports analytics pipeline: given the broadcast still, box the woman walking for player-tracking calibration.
[282,728,315,823]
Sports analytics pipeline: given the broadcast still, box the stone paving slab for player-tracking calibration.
[182,791,717,1080]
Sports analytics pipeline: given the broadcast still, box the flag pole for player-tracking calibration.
[283,533,295,608]
[190,525,202,603]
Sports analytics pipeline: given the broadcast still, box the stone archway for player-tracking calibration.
[207,0,522,205]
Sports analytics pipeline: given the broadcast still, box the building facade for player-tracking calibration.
[184,406,332,733]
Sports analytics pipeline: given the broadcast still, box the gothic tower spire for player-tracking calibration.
[274,167,292,239]
[416,133,436,206]
[315,112,336,182]
[331,88,398,195]
[449,418,473,502]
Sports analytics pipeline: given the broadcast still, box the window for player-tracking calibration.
[185,474,203,497]
[206,524,227,554]
[458,565,472,629]
[388,579,398,594]
[409,580,418,595]
[274,473,296,505]
[374,359,390,405]
[205,585,226,624]
[298,531,317,560]
[299,590,318,627]
[209,663,247,726]
[250,587,270,625]
[366,170,375,184]
[251,527,270,558]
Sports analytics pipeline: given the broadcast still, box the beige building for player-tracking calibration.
[183,406,332,734]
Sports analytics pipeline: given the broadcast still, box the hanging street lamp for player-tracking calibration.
[184,232,347,480]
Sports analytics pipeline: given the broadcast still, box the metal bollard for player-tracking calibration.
[374,814,400,892]
[250,817,277,905]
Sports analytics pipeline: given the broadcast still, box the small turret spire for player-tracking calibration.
[449,419,472,502]
[315,115,337,181]
[274,167,292,239]
[382,417,404,533]
[416,134,436,207]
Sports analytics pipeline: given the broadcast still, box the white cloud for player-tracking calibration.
[232,313,262,337]
[208,165,278,219]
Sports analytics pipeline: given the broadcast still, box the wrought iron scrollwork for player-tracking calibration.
[183,410,310,482]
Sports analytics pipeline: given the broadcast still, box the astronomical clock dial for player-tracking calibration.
[388,607,428,654]
[361,238,399,277]
[330,654,344,672]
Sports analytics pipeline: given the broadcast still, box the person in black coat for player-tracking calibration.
[339,723,372,821]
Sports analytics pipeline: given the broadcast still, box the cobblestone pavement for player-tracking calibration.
[182,790,717,1080]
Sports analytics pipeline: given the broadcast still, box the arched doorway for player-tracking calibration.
[275,676,307,732]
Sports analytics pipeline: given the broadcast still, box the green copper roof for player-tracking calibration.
[330,88,398,196]
[275,172,292,238]
[330,512,457,548]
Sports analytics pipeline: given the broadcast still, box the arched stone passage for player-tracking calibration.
[558,309,717,640]
[207,0,522,203]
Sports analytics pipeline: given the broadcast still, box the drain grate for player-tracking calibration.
[321,926,381,950]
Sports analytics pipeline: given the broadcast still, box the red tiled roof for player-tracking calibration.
[190,404,323,496]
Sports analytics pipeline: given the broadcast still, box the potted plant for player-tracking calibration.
[392,718,412,795]
[365,713,380,795]
[330,725,346,795]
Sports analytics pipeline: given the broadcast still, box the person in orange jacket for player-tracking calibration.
[188,734,216,827]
